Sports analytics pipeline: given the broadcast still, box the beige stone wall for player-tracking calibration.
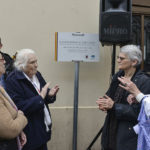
[0,0,119,149]
[48,107,106,150]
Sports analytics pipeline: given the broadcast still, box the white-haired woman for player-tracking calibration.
[5,49,59,150]
[96,45,150,150]
[0,51,27,150]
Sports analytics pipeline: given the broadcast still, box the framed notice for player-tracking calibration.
[55,32,100,62]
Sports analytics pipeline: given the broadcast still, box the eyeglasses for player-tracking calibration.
[117,56,127,61]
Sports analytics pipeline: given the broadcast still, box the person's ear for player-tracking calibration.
[132,59,138,67]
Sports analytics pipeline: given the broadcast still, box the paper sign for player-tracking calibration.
[55,32,100,62]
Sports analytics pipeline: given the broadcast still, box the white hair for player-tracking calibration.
[120,45,142,66]
[14,49,35,71]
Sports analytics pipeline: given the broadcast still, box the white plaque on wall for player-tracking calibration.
[55,32,100,62]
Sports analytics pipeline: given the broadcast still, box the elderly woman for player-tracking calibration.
[0,52,27,150]
[96,45,150,150]
[5,49,59,150]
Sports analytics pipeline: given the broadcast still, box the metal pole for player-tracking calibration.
[112,44,116,76]
[73,61,80,150]
[86,127,103,150]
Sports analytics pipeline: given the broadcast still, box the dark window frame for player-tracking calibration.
[132,0,150,71]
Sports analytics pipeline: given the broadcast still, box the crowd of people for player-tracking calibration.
[0,37,150,150]
[0,38,59,150]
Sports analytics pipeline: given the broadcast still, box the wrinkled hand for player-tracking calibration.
[96,95,114,111]
[118,77,141,97]
[40,82,50,99]
[19,131,27,148]
[48,85,59,97]
[127,94,138,105]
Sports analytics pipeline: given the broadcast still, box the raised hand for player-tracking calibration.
[48,85,59,97]
[40,82,50,99]
[118,77,141,97]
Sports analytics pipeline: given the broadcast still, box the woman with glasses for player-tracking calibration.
[96,45,150,150]
[0,52,27,150]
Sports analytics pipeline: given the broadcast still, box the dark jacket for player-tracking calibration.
[5,70,56,150]
[0,138,18,150]
[101,70,150,150]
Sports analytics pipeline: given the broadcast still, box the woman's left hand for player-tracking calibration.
[49,85,59,97]
[19,131,27,148]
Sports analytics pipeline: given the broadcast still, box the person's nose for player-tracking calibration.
[117,59,120,63]
[35,62,38,68]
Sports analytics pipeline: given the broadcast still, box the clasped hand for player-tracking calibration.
[40,82,59,99]
[96,95,114,111]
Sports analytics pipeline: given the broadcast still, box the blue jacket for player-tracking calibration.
[5,70,56,150]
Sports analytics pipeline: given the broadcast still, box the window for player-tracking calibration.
[132,0,150,71]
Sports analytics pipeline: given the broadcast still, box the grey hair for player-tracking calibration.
[120,45,142,66]
[14,49,35,71]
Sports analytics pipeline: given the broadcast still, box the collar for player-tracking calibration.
[14,69,40,80]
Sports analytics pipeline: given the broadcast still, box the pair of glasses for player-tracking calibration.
[117,56,127,61]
